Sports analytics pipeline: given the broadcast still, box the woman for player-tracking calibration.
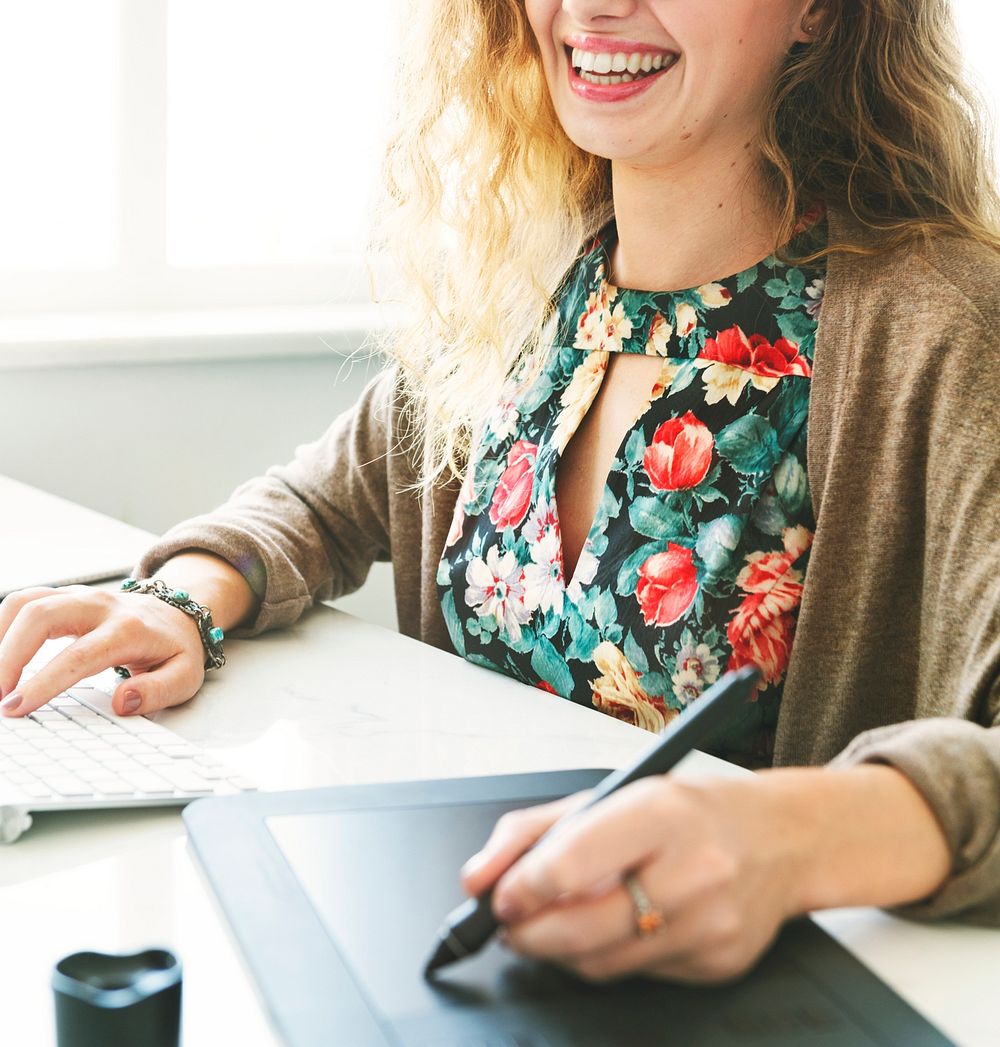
[2,0,999,983]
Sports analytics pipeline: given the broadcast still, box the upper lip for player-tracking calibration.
[563,34,678,55]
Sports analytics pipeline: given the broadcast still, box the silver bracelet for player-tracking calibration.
[115,578,226,674]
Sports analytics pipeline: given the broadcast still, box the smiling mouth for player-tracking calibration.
[567,46,680,86]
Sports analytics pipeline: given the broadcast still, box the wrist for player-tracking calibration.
[756,765,951,914]
[151,551,258,632]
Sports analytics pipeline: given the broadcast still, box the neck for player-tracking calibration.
[608,145,782,291]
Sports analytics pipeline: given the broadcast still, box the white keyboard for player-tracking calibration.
[0,674,255,843]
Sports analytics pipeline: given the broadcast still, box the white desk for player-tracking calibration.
[2,500,999,1046]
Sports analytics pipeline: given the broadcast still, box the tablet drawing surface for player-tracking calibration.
[185,772,955,1047]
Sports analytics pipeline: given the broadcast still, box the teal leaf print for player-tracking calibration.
[628,497,685,540]
[696,514,743,579]
[776,310,816,350]
[624,629,649,675]
[716,415,781,476]
[594,588,618,632]
[596,486,622,525]
[666,359,699,397]
[519,372,555,414]
[751,491,789,536]
[764,278,788,299]
[774,452,808,515]
[565,603,600,661]
[770,381,809,444]
[530,636,575,696]
[736,265,758,293]
[624,428,646,467]
[468,653,502,673]
[786,268,806,293]
[441,591,467,658]
[640,670,670,698]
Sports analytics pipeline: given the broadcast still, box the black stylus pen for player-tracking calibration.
[423,663,761,976]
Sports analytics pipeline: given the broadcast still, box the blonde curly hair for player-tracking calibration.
[369,0,1000,484]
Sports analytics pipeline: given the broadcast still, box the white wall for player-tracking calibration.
[0,349,398,630]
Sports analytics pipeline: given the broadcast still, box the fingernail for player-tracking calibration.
[122,691,141,714]
[460,852,486,879]
[1,691,23,714]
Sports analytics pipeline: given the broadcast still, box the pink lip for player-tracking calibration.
[565,52,679,104]
[564,34,676,56]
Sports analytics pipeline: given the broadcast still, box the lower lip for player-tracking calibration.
[566,57,677,103]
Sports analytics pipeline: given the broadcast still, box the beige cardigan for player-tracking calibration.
[138,213,1000,922]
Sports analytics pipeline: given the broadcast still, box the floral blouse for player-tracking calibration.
[436,222,825,764]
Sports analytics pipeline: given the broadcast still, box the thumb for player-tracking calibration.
[112,655,203,716]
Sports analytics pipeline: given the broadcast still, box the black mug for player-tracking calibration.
[52,948,182,1047]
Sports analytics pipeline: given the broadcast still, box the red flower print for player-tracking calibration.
[700,326,811,380]
[635,544,698,627]
[643,411,714,491]
[489,439,537,530]
[536,680,559,695]
[726,525,813,687]
[727,606,797,691]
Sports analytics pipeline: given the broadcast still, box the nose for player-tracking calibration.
[562,0,640,24]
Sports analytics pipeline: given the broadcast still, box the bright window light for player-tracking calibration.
[954,0,1000,168]
[167,0,395,267]
[0,1,116,271]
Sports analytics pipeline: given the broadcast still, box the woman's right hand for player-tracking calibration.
[0,584,207,719]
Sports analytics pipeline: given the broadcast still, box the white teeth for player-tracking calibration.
[571,47,678,84]
[593,53,612,74]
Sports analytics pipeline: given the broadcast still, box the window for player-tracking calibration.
[0,0,396,324]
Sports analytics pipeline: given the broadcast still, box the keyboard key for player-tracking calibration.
[89,723,127,737]
[30,710,65,723]
[93,778,134,796]
[154,765,211,792]
[45,776,91,797]
[73,738,110,752]
[119,770,175,794]
[75,765,107,783]
[152,742,199,757]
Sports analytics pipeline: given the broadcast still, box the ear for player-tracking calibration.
[791,0,833,46]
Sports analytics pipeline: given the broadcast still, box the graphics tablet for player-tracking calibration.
[184,771,954,1047]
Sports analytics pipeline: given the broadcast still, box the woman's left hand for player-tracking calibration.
[460,774,806,984]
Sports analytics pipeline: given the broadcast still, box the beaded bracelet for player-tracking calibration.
[115,578,226,675]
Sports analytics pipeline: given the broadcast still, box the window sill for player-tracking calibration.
[0,304,404,370]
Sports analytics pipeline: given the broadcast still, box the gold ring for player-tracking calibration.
[624,872,664,938]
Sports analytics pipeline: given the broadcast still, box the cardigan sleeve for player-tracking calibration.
[830,716,1000,923]
[134,367,401,636]
[822,241,1000,923]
